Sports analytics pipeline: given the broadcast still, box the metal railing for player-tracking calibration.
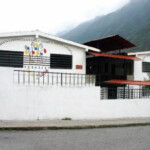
[101,87,150,100]
[13,70,96,87]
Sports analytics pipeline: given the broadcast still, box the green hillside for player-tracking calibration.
[61,0,150,51]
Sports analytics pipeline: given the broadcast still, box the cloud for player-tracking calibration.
[130,0,145,1]
[0,0,130,34]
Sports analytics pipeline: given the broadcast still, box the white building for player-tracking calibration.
[0,31,150,121]
[0,30,99,74]
[128,51,150,81]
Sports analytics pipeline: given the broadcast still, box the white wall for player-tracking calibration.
[134,54,150,81]
[1,85,150,120]
[0,67,150,120]
[0,36,86,74]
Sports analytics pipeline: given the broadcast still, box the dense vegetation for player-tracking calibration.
[61,0,150,52]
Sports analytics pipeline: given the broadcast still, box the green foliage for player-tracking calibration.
[61,0,150,52]
[62,117,72,121]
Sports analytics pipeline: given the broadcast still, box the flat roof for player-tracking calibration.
[88,52,141,61]
[84,35,136,52]
[105,80,150,86]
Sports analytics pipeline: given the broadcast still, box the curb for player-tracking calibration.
[0,122,150,131]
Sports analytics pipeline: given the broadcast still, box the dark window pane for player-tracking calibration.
[50,54,72,69]
[0,50,23,68]
[104,63,109,73]
[142,62,150,72]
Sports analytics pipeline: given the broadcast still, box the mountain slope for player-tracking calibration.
[61,0,150,51]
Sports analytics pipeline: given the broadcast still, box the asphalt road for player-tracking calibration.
[0,126,150,150]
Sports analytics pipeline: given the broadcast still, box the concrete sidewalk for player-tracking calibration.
[0,118,150,130]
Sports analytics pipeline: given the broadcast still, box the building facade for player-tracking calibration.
[128,51,150,81]
[0,30,99,74]
[0,31,150,121]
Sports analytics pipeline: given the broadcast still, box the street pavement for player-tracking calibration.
[0,118,150,129]
[0,126,150,150]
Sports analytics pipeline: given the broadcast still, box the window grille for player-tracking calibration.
[0,50,23,68]
[142,62,150,72]
[50,54,72,69]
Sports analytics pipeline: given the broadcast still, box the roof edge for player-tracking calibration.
[0,30,100,52]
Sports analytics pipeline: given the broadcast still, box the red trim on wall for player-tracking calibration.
[88,52,141,61]
[76,65,83,69]
[105,80,150,86]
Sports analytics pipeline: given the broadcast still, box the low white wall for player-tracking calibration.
[0,85,150,120]
[0,67,150,120]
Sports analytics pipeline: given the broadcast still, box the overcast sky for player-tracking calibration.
[0,0,130,35]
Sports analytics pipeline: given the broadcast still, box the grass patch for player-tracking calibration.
[62,117,72,121]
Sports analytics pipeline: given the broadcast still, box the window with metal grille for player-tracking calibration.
[0,50,23,68]
[50,54,72,69]
[142,62,150,72]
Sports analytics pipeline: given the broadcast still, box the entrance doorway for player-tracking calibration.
[108,87,117,99]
